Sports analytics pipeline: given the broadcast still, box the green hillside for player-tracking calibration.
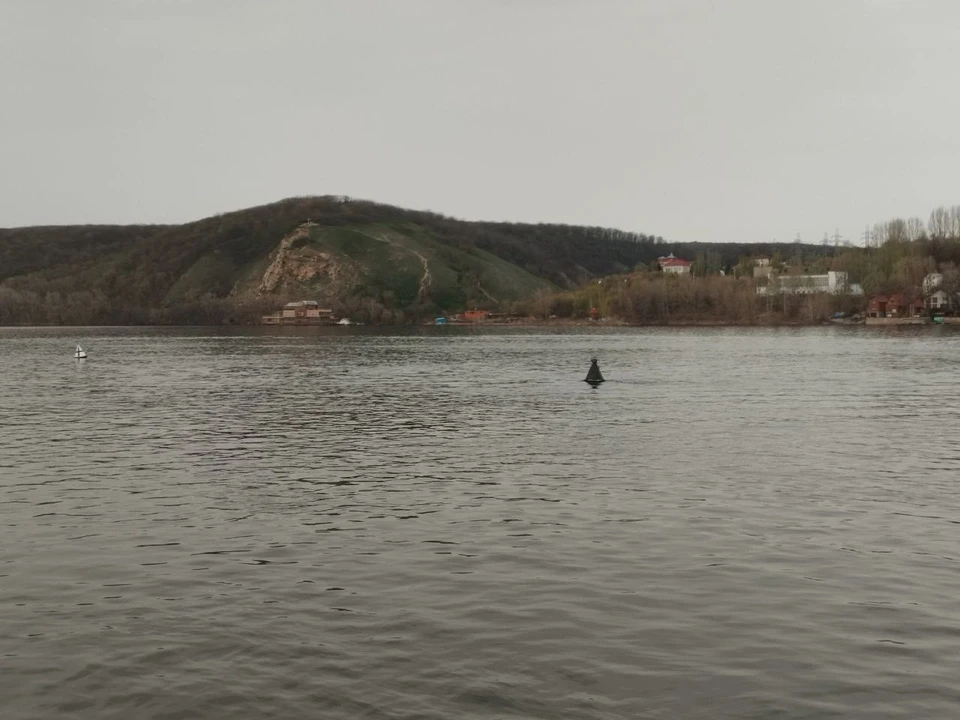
[168,221,555,319]
[0,196,664,325]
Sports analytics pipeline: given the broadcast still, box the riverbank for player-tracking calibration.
[434,316,846,328]
[864,316,959,325]
[5,315,958,329]
[437,314,960,328]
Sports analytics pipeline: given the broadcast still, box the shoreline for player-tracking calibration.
[0,319,896,329]
[2,317,956,329]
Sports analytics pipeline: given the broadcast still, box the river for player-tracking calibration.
[2,326,959,719]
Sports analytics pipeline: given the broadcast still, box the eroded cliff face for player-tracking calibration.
[255,223,353,297]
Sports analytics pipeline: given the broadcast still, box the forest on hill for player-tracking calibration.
[0,195,831,326]
[0,196,660,325]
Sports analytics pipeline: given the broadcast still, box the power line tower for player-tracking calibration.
[832,228,842,247]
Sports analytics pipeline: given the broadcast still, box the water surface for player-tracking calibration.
[2,326,960,719]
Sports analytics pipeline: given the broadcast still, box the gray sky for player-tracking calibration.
[1,0,957,245]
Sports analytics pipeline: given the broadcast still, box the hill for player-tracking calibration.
[0,195,833,325]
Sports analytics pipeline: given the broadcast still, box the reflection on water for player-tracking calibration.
[2,326,960,719]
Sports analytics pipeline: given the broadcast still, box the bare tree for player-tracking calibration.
[872,221,889,247]
[950,206,960,240]
[928,207,950,240]
[530,288,553,319]
[939,262,960,296]
[887,218,909,244]
[906,217,926,242]
[893,256,933,292]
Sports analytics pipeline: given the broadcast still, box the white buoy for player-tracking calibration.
[75,344,87,359]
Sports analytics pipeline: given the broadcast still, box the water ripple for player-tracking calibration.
[2,326,960,719]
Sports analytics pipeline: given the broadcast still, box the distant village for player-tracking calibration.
[651,252,956,325]
[657,252,864,295]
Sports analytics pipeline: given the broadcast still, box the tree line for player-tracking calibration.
[523,203,960,324]
[519,274,860,325]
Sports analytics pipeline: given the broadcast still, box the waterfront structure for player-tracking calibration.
[262,300,335,325]
[867,293,924,318]
[866,295,888,317]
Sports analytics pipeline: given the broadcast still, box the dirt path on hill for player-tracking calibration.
[355,230,432,301]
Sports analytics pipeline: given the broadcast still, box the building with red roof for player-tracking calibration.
[657,253,691,275]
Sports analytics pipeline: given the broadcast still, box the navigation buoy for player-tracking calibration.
[584,357,604,387]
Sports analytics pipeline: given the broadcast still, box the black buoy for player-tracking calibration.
[584,357,605,387]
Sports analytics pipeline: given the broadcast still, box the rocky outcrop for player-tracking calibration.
[256,223,351,296]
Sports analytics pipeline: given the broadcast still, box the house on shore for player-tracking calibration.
[866,294,888,318]
[262,300,335,325]
[927,289,951,312]
[460,309,491,322]
[867,274,955,318]
[867,293,924,318]
[921,274,952,312]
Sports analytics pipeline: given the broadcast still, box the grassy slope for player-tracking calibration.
[206,222,554,310]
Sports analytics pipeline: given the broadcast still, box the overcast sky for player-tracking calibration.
[1,0,957,244]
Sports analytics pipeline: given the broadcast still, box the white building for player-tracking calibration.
[757,271,863,296]
[262,300,335,325]
[927,289,951,311]
[657,253,691,275]
[753,257,773,279]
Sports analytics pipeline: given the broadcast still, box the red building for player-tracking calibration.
[867,293,923,318]
[866,295,888,317]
